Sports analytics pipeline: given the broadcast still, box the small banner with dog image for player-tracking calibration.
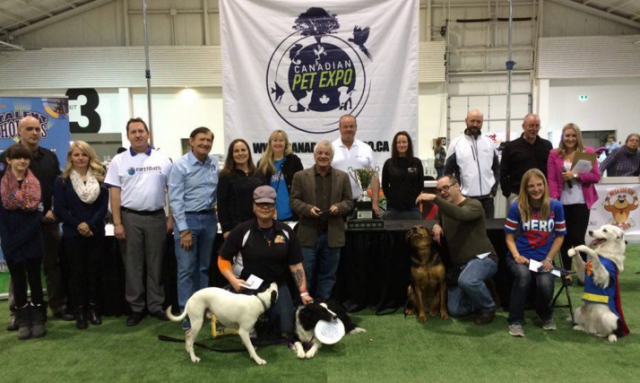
[220,0,419,167]
[589,183,640,238]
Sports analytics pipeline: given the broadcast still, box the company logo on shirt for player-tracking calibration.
[127,165,161,176]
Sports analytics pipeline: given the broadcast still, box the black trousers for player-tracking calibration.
[63,235,105,309]
[560,203,590,271]
[6,257,44,308]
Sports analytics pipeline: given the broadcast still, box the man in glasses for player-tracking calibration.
[416,175,498,325]
[290,140,353,299]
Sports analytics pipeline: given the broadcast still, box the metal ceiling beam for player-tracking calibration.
[608,0,635,12]
[9,0,115,37]
[56,0,78,8]
[0,6,31,25]
[0,40,25,50]
[550,0,640,29]
[14,0,55,18]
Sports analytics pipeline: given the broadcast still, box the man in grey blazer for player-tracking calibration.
[290,140,353,299]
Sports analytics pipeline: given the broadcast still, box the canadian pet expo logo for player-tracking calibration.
[266,7,376,139]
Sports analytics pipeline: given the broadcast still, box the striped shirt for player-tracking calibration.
[600,146,640,177]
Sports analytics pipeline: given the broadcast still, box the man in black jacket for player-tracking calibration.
[499,114,552,205]
[0,116,73,331]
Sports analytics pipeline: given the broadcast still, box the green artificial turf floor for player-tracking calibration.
[1,247,640,383]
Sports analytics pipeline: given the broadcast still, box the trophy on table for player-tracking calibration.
[347,166,384,229]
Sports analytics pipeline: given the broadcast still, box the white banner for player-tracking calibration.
[589,182,640,237]
[220,0,419,167]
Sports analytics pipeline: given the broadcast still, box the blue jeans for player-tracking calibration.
[447,257,498,317]
[174,213,217,312]
[506,256,555,324]
[301,232,341,300]
[268,283,295,335]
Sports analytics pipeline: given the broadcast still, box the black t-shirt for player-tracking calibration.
[219,219,303,285]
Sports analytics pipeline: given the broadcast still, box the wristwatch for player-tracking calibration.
[573,173,579,180]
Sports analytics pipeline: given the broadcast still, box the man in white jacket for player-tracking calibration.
[445,109,499,219]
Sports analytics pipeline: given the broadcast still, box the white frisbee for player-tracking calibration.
[314,318,346,345]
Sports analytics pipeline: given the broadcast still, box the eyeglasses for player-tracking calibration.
[436,184,456,195]
[256,203,275,209]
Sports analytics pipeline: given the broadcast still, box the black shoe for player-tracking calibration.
[474,310,496,325]
[151,310,169,322]
[53,308,75,321]
[126,312,144,327]
[7,313,18,332]
[88,306,102,326]
[75,308,88,330]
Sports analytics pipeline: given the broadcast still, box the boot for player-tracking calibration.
[87,304,102,326]
[7,311,18,331]
[15,305,32,340]
[30,303,47,338]
[75,307,88,330]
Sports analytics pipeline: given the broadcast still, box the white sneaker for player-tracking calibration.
[508,324,525,337]
[542,319,556,331]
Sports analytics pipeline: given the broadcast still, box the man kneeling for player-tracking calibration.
[416,175,498,324]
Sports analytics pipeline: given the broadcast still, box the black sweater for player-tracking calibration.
[381,157,424,211]
[53,176,109,238]
[499,135,552,197]
[217,169,263,233]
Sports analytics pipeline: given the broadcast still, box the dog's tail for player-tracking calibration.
[165,306,188,322]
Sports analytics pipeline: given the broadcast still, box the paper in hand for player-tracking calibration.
[240,275,264,290]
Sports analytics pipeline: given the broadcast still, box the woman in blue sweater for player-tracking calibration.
[54,141,108,329]
[504,169,566,337]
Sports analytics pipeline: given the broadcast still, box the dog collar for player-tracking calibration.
[256,295,269,312]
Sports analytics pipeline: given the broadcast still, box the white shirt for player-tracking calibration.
[105,147,172,211]
[331,138,377,199]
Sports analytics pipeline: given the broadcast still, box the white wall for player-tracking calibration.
[547,77,640,146]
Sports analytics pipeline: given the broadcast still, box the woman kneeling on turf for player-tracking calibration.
[504,169,566,337]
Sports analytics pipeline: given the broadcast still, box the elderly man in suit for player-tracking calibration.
[290,140,353,299]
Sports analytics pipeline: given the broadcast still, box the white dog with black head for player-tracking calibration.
[568,224,629,343]
[166,282,278,364]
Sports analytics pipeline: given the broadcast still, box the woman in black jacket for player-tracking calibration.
[54,141,108,329]
[257,130,303,221]
[0,144,46,340]
[217,139,263,239]
[381,131,424,220]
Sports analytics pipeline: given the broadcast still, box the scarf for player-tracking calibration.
[1,168,41,211]
[70,169,101,204]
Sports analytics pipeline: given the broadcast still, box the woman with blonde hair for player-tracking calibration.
[504,169,566,337]
[547,123,601,285]
[54,141,109,329]
[257,130,303,221]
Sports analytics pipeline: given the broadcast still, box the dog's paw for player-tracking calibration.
[349,327,367,334]
[573,325,585,332]
[418,314,427,322]
[405,308,414,316]
[429,309,438,317]
[568,248,576,257]
[190,356,201,363]
[296,350,306,359]
[608,334,618,343]
[440,312,449,320]
[254,357,267,365]
[305,349,317,359]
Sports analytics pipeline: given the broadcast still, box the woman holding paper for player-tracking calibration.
[504,169,566,337]
[547,123,601,286]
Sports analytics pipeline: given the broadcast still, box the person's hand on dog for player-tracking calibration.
[329,205,339,216]
[180,230,193,251]
[416,193,436,205]
[514,254,530,265]
[432,224,443,244]
[310,206,321,218]
[301,294,314,305]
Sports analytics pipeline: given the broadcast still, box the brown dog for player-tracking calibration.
[405,225,448,322]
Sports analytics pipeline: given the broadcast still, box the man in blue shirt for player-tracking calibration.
[169,127,219,330]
